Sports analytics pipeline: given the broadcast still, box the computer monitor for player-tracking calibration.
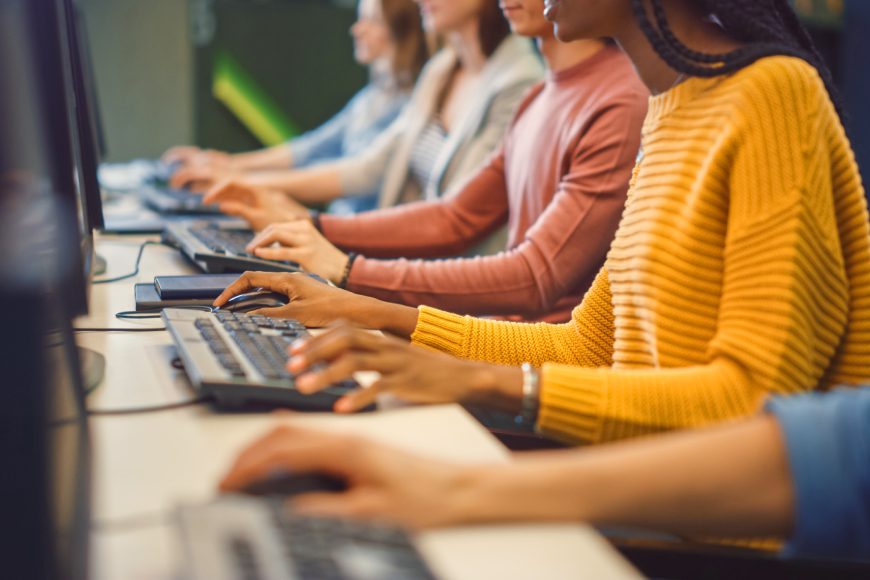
[60,0,105,231]
[17,0,91,316]
[0,3,92,579]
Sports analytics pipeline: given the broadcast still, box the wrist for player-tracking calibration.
[464,364,524,414]
[360,299,418,338]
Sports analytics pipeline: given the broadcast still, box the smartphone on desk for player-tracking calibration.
[154,274,241,300]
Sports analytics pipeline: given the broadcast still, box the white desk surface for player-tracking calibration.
[82,232,640,580]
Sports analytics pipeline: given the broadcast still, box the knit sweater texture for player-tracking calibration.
[411,56,870,445]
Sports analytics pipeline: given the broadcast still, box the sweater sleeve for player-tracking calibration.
[319,149,509,259]
[536,62,853,444]
[411,267,614,367]
[766,387,870,561]
[340,96,637,316]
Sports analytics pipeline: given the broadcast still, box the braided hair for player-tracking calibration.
[630,0,843,118]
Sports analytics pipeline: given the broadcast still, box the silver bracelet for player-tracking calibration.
[516,362,540,427]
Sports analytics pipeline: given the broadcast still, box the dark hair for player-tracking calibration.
[478,0,511,57]
[381,0,429,88]
[629,0,843,118]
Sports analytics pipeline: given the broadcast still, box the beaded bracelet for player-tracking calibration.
[338,252,358,289]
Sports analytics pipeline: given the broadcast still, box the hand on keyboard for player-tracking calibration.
[203,180,309,231]
[213,271,382,327]
[286,321,519,414]
[244,221,349,283]
[219,423,469,531]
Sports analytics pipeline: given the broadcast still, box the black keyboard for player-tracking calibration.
[189,223,259,257]
[163,308,363,410]
[163,221,304,274]
[198,311,308,381]
[230,502,437,580]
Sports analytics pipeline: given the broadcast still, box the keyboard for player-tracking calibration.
[139,183,221,214]
[163,308,361,410]
[163,220,303,274]
[178,497,437,580]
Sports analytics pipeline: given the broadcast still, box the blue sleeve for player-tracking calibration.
[288,88,366,168]
[766,387,870,561]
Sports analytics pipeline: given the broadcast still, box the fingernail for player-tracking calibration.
[289,340,306,354]
[335,398,352,413]
[288,355,306,372]
[296,374,314,392]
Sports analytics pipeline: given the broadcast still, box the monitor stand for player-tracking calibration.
[78,346,106,394]
[93,253,107,276]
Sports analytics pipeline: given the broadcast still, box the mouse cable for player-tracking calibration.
[88,395,212,417]
[114,305,214,321]
[92,240,172,284]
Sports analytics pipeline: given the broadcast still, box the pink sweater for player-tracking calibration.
[321,46,648,322]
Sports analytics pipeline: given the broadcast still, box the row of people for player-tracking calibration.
[173,0,870,562]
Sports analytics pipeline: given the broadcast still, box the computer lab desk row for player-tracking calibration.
[76,232,640,580]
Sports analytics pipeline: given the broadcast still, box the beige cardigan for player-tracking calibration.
[332,35,543,208]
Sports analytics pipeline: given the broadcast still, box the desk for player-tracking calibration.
[81,233,640,579]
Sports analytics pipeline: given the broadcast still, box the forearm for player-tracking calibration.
[244,166,344,204]
[231,144,293,172]
[321,204,485,260]
[346,250,556,318]
[452,415,794,538]
[347,296,419,340]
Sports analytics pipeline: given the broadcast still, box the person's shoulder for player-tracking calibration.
[726,55,828,110]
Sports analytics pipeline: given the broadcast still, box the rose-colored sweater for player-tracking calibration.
[321,46,648,321]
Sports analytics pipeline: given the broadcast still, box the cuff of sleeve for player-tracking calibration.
[410,306,468,357]
[287,141,304,167]
[537,363,606,445]
[766,393,854,559]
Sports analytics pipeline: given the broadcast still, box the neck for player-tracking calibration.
[613,0,743,94]
[538,35,605,74]
[447,19,489,73]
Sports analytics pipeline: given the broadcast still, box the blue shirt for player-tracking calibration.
[767,388,870,561]
[288,83,410,215]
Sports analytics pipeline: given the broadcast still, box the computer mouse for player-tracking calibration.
[217,289,289,313]
[240,471,347,498]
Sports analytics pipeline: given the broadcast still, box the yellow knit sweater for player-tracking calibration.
[411,56,870,445]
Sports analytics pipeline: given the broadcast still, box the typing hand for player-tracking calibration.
[219,424,469,529]
[204,180,310,231]
[161,145,202,165]
[213,271,374,328]
[286,323,501,413]
[245,221,348,284]
[169,164,238,192]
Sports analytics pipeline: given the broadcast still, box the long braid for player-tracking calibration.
[630,0,844,119]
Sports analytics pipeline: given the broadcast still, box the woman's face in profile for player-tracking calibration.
[351,0,394,65]
[544,0,630,42]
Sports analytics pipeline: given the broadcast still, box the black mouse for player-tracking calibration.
[217,289,289,313]
[240,471,347,498]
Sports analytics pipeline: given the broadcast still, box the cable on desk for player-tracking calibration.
[92,240,172,284]
[115,305,214,321]
[88,395,212,417]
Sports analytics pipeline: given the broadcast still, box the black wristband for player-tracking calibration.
[338,252,358,289]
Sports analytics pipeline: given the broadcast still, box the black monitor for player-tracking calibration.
[0,2,92,579]
[59,0,105,231]
[21,0,91,315]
